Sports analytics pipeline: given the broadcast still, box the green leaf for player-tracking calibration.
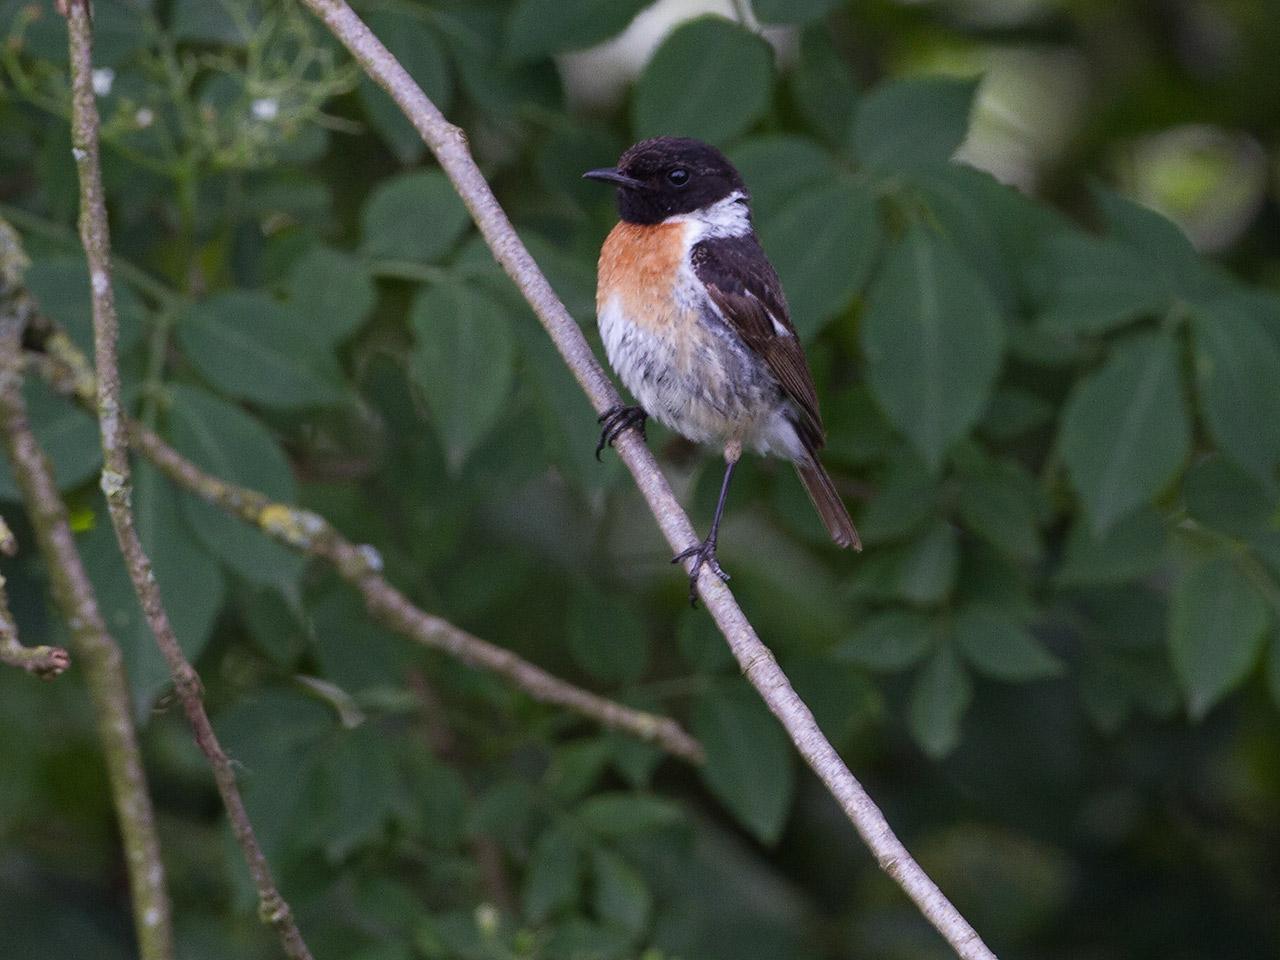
[285,247,376,348]
[856,457,939,545]
[955,454,1043,561]
[759,177,881,340]
[676,608,737,672]
[726,135,838,222]
[566,585,649,685]
[1184,454,1276,538]
[908,643,971,759]
[1170,556,1269,719]
[835,609,935,672]
[506,0,650,60]
[1189,296,1280,481]
[978,387,1054,442]
[1033,231,1171,335]
[789,26,858,142]
[1092,186,1201,283]
[953,604,1062,681]
[590,847,652,936]
[1268,630,1280,711]
[358,12,452,164]
[0,378,100,501]
[309,725,399,861]
[359,170,471,264]
[408,283,516,471]
[1059,333,1191,534]
[632,17,775,144]
[861,226,1004,469]
[753,0,845,22]
[850,76,978,172]
[309,589,408,693]
[1056,507,1167,585]
[575,793,683,837]
[894,520,959,604]
[25,256,145,357]
[79,465,226,714]
[171,0,256,44]
[165,384,305,590]
[524,825,583,922]
[178,291,344,409]
[693,680,795,844]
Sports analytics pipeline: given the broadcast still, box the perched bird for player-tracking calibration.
[585,136,860,603]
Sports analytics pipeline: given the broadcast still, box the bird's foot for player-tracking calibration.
[672,535,729,607]
[595,404,648,460]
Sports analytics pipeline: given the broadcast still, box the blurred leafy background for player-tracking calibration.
[2,0,1280,957]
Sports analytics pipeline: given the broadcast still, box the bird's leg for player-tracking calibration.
[673,447,740,607]
[595,404,648,460]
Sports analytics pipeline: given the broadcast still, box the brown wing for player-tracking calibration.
[692,235,825,450]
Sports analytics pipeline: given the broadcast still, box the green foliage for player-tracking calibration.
[3,2,1280,959]
[632,17,774,143]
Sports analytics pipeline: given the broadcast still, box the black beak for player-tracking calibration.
[582,167,645,190]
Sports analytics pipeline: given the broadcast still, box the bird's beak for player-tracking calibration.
[582,167,645,189]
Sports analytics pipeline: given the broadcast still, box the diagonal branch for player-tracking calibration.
[0,226,171,958]
[61,4,312,959]
[298,3,997,957]
[29,326,703,764]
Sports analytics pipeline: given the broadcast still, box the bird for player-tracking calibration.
[584,136,860,604]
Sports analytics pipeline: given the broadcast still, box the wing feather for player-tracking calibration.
[692,236,825,449]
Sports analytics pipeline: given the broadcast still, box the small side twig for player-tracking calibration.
[0,567,71,678]
[0,226,172,957]
[61,5,312,959]
[298,4,997,957]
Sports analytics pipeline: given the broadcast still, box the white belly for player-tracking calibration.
[597,289,805,460]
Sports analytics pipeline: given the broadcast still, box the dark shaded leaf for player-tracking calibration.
[1059,333,1190,534]
[759,177,881,340]
[285,246,376,347]
[408,283,516,470]
[861,226,1004,469]
[1189,295,1280,481]
[165,384,305,590]
[693,680,795,844]
[835,609,935,672]
[178,291,344,409]
[908,643,971,759]
[850,76,978,171]
[632,17,774,144]
[359,12,452,164]
[953,604,1062,681]
[507,0,649,60]
[1170,556,1269,719]
[359,170,471,264]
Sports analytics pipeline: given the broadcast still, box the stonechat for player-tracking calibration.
[585,136,860,603]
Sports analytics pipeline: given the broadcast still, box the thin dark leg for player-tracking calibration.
[595,404,648,461]
[673,458,737,606]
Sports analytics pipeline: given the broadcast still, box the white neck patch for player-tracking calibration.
[664,191,751,241]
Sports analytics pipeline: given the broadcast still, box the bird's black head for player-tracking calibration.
[583,137,748,225]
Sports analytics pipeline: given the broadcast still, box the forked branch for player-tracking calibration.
[298,2,996,957]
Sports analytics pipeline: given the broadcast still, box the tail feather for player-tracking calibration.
[795,458,861,551]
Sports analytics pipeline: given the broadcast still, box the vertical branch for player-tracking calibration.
[60,6,314,960]
[297,3,996,957]
[0,223,171,958]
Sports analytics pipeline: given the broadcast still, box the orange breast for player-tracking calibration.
[597,221,689,330]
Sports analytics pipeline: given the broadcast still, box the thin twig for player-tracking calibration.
[60,5,312,959]
[29,329,703,763]
[0,569,71,678]
[0,225,172,958]
[297,3,997,956]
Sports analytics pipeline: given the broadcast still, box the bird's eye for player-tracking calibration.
[667,168,690,187]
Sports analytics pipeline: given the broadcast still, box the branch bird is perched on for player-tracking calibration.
[585,137,860,603]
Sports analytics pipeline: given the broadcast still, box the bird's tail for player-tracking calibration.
[795,458,861,551]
